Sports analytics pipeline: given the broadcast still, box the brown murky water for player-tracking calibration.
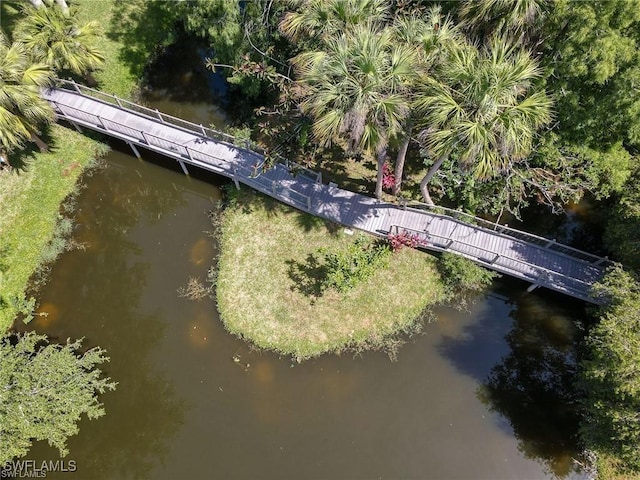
[14,147,588,479]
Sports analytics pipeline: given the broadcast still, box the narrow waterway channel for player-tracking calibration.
[15,40,590,479]
[16,144,589,480]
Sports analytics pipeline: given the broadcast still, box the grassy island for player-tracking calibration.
[215,190,446,361]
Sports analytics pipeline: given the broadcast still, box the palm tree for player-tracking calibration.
[416,36,553,205]
[389,6,463,196]
[14,2,104,78]
[0,33,54,167]
[292,21,416,199]
[279,0,389,45]
[457,0,546,41]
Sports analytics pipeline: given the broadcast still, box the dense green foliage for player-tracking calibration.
[436,253,498,306]
[596,164,640,477]
[454,0,639,207]
[580,266,640,474]
[165,0,243,65]
[144,0,619,216]
[0,332,116,463]
[320,236,391,293]
[161,0,290,98]
[542,0,640,149]
[538,0,639,199]
[605,170,640,271]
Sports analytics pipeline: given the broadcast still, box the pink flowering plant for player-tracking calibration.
[382,162,395,191]
[387,230,428,251]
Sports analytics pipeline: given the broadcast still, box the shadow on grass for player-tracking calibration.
[286,253,327,302]
[0,245,9,274]
[243,190,281,218]
[7,149,37,173]
[6,125,60,172]
[308,139,428,202]
[232,188,342,237]
[312,146,375,193]
[294,213,342,236]
[107,0,177,80]
[225,186,277,218]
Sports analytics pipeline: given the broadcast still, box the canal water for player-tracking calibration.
[15,149,588,479]
[15,40,589,479]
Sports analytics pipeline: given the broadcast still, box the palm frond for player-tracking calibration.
[0,34,54,155]
[293,16,413,159]
[312,110,343,147]
[14,3,105,76]
[416,32,553,182]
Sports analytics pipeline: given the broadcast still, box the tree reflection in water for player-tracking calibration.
[478,291,586,478]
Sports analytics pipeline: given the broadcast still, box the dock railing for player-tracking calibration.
[47,79,612,290]
[52,78,323,185]
[48,88,314,212]
[399,200,613,268]
[389,225,601,302]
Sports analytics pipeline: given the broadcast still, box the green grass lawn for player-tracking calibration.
[76,0,176,98]
[216,190,446,361]
[0,129,109,330]
[0,0,143,332]
[75,0,139,98]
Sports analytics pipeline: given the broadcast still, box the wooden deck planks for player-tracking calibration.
[42,86,609,304]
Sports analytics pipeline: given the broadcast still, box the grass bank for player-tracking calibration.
[216,190,446,361]
[0,129,108,331]
[0,0,145,332]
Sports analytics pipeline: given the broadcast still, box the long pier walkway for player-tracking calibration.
[42,80,613,304]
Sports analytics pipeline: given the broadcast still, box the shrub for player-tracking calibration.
[382,162,395,191]
[0,332,116,463]
[320,235,391,293]
[436,252,498,307]
[387,230,427,251]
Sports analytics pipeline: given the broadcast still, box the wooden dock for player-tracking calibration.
[42,80,613,304]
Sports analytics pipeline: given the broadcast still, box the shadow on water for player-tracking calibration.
[438,278,587,478]
[507,194,609,256]
[138,32,229,126]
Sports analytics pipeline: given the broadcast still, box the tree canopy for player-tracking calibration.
[291,19,416,198]
[0,332,116,463]
[158,0,632,216]
[415,36,552,205]
[542,0,640,149]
